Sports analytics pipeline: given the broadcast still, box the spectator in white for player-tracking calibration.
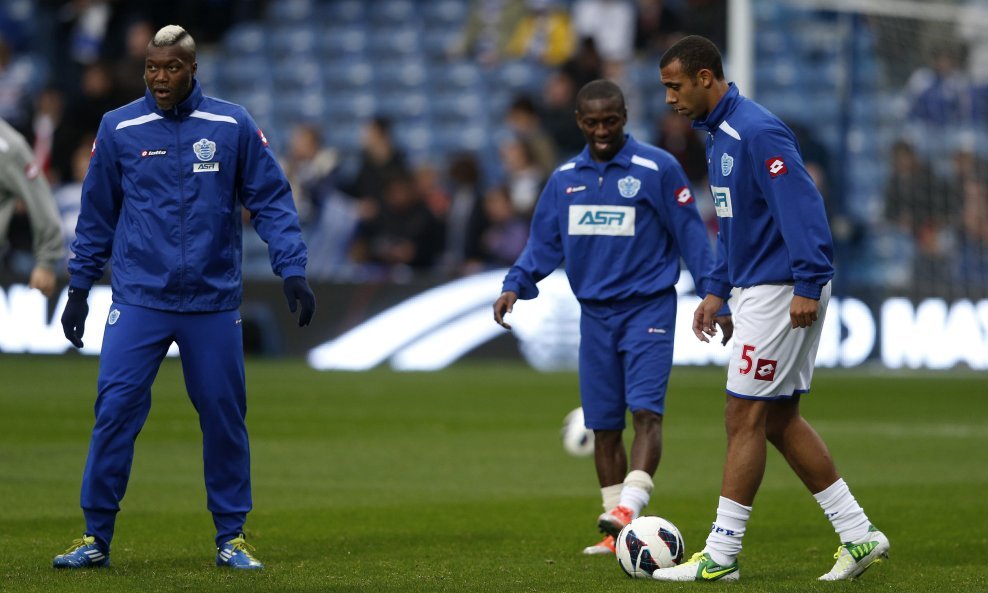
[571,0,636,64]
[0,116,63,297]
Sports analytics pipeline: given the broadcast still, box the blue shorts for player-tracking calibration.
[578,290,676,430]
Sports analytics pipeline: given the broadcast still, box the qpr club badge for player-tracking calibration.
[721,153,734,177]
[193,138,217,161]
[617,176,641,198]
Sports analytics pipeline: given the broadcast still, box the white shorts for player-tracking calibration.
[725,282,831,399]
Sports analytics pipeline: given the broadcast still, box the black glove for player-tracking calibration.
[61,286,90,348]
[282,275,315,327]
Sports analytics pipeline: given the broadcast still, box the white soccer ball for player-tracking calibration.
[560,407,594,456]
[615,515,686,578]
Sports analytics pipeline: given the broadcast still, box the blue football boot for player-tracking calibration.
[216,534,264,569]
[52,534,110,568]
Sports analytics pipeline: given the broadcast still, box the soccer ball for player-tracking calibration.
[560,407,594,456]
[615,515,686,578]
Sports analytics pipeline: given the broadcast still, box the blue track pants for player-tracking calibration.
[79,303,250,552]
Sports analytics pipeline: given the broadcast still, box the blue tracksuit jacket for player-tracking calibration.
[695,84,834,300]
[502,134,715,302]
[69,80,306,311]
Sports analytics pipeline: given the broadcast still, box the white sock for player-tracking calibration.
[601,484,623,512]
[814,478,871,542]
[703,496,751,566]
[618,470,653,517]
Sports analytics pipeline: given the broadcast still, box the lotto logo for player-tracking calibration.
[675,186,694,206]
[754,358,778,381]
[765,157,788,178]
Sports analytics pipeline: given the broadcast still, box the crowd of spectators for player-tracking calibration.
[1,0,986,299]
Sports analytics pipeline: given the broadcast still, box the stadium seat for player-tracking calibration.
[432,61,483,89]
[366,26,423,57]
[393,122,433,154]
[366,0,416,24]
[420,27,461,57]
[375,91,430,121]
[215,54,273,94]
[321,117,365,151]
[315,0,366,24]
[273,60,323,92]
[266,0,315,24]
[373,58,428,91]
[322,58,375,88]
[223,23,267,57]
[269,25,319,58]
[420,0,469,28]
[324,91,378,121]
[319,25,369,57]
[495,61,549,93]
[272,89,326,122]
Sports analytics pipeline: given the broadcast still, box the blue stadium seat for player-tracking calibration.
[393,122,433,154]
[433,61,483,89]
[223,23,267,56]
[315,0,366,24]
[322,58,375,88]
[273,60,323,92]
[421,0,469,28]
[495,61,548,93]
[320,26,369,57]
[366,0,416,24]
[420,27,461,57]
[376,91,431,120]
[324,91,379,120]
[430,90,486,123]
[373,58,428,91]
[321,117,365,151]
[273,90,326,122]
[216,54,273,94]
[366,26,423,57]
[269,25,320,58]
[229,89,274,123]
[433,122,491,153]
[266,0,315,24]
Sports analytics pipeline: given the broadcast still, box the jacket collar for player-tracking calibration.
[573,133,638,170]
[143,78,204,118]
[692,82,740,134]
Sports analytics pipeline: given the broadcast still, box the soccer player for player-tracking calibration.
[0,116,63,298]
[53,25,316,570]
[493,79,730,555]
[651,35,889,582]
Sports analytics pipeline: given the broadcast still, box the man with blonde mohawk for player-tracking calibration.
[52,24,315,570]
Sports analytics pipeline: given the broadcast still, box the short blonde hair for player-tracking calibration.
[151,25,196,57]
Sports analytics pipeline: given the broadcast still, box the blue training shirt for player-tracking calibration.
[69,80,307,312]
[694,84,834,300]
[502,134,716,303]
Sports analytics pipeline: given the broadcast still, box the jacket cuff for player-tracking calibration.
[706,279,733,300]
[794,281,823,300]
[501,279,538,300]
[279,265,307,280]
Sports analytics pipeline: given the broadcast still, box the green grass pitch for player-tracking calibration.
[1,355,986,592]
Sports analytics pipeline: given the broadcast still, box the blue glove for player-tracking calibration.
[61,286,90,348]
[282,276,315,327]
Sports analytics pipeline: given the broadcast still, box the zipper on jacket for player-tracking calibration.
[175,107,187,306]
